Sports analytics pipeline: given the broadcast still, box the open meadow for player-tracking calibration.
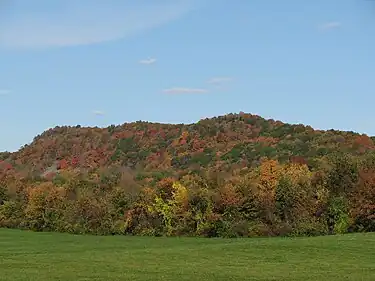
[0,229,374,281]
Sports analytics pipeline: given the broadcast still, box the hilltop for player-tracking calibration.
[1,112,374,181]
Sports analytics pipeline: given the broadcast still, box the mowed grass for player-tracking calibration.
[0,229,374,281]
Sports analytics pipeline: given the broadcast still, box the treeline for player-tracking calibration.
[0,152,374,237]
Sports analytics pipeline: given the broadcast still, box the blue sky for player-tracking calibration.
[0,0,375,152]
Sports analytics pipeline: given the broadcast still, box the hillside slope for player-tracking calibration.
[1,113,375,180]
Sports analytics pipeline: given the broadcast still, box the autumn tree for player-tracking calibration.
[350,168,375,231]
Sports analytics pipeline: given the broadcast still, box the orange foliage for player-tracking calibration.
[354,135,374,148]
[156,177,175,200]
[258,159,281,198]
[216,183,240,211]
[58,159,69,170]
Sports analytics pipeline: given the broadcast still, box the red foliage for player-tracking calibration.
[290,156,307,165]
[58,159,69,170]
[148,129,157,136]
[158,130,166,139]
[71,156,79,167]
[354,135,374,149]
[0,161,13,171]
[351,169,375,223]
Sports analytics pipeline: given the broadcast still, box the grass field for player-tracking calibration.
[0,229,374,281]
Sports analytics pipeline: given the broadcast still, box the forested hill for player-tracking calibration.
[1,112,375,181]
[1,112,375,237]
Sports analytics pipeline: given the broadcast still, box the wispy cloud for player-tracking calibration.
[163,87,208,94]
[0,89,10,95]
[207,77,233,91]
[319,21,341,30]
[92,110,105,116]
[0,0,196,49]
[139,58,157,65]
[207,77,233,84]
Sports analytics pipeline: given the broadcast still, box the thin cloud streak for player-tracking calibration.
[207,77,233,84]
[92,110,105,116]
[163,87,208,94]
[139,58,157,65]
[319,21,341,30]
[0,1,196,49]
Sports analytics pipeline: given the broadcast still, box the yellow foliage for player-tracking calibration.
[27,182,65,200]
[282,163,312,186]
[25,182,66,230]
[181,131,189,138]
[172,181,188,210]
[258,159,282,198]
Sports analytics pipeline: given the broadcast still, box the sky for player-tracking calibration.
[0,0,375,152]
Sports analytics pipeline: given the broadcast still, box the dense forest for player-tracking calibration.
[0,113,374,237]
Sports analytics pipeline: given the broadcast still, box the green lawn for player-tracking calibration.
[0,229,374,281]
